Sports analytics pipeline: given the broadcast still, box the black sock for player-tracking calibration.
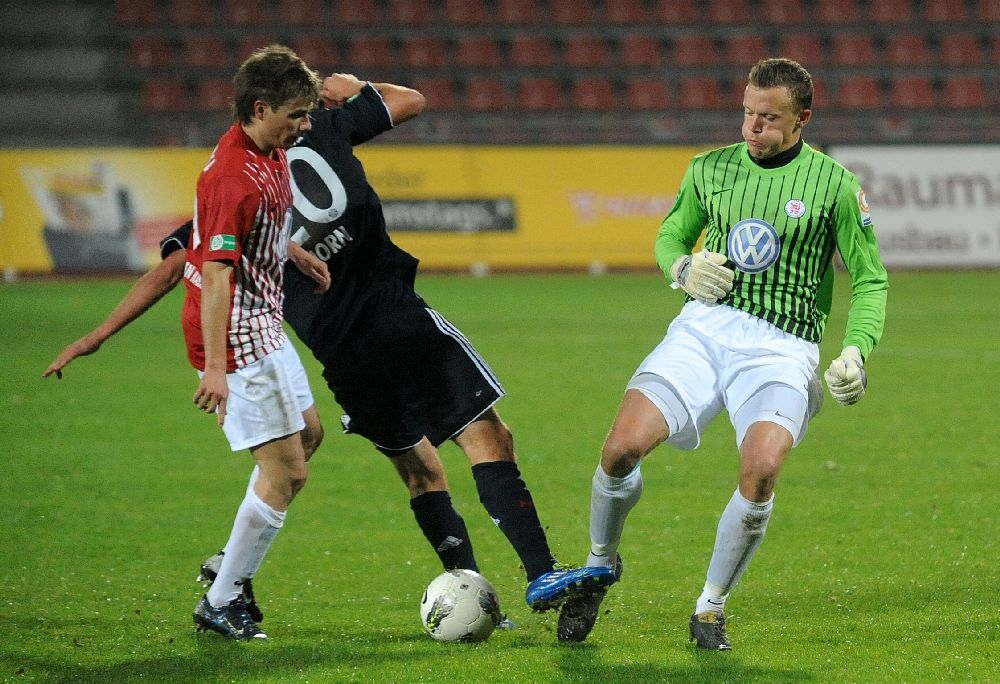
[472,461,557,581]
[410,491,478,572]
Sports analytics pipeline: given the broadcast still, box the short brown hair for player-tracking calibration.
[748,58,813,112]
[232,44,321,123]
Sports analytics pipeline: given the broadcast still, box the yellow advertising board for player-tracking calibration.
[0,146,704,274]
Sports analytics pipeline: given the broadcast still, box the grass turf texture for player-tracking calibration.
[1,271,997,683]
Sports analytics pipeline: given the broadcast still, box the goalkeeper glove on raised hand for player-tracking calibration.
[669,251,735,304]
[824,346,867,405]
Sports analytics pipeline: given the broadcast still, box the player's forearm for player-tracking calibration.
[654,173,706,278]
[200,261,232,373]
[655,233,691,278]
[370,82,426,124]
[843,283,887,360]
[655,215,703,279]
[91,253,185,342]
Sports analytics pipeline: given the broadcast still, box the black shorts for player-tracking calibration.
[320,290,504,455]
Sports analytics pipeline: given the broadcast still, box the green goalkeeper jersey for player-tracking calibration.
[655,141,887,358]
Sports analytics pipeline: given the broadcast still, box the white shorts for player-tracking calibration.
[627,301,822,450]
[200,341,315,452]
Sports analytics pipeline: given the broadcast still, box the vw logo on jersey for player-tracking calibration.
[727,219,781,274]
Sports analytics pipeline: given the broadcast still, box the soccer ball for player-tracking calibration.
[419,569,502,643]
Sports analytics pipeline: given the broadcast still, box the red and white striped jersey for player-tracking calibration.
[182,123,292,372]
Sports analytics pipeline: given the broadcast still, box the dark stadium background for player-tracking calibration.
[2,0,997,149]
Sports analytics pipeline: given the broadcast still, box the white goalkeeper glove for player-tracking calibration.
[824,346,867,406]
[669,251,735,304]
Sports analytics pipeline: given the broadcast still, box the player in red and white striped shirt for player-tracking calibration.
[183,45,322,641]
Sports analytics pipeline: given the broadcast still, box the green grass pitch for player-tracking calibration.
[1,270,997,682]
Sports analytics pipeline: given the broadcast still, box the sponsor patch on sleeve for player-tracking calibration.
[857,189,872,227]
[209,234,237,251]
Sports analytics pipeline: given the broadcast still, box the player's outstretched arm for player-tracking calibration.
[42,249,186,379]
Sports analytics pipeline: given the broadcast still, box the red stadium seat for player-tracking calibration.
[388,0,434,24]
[401,37,448,69]
[222,0,268,25]
[679,76,725,110]
[624,77,670,110]
[776,34,824,66]
[619,35,663,68]
[196,77,234,112]
[605,0,647,23]
[890,75,936,108]
[167,0,215,27]
[411,77,456,111]
[706,0,750,23]
[941,75,990,108]
[181,36,230,72]
[454,36,502,68]
[236,35,279,64]
[670,35,719,67]
[496,0,543,24]
[563,35,610,68]
[463,76,510,111]
[443,0,491,24]
[922,0,968,22]
[810,76,830,108]
[279,0,327,25]
[651,0,698,23]
[128,36,174,71]
[722,34,770,66]
[550,0,596,24]
[509,35,557,67]
[813,0,862,23]
[571,76,617,111]
[937,32,984,66]
[835,75,881,109]
[830,33,877,67]
[760,0,807,23]
[884,33,933,66]
[114,0,160,26]
[332,0,380,25]
[868,0,915,22]
[975,0,1000,21]
[141,78,192,113]
[344,36,394,69]
[517,77,564,111]
[290,37,340,72]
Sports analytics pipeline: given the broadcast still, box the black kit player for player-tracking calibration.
[252,73,614,613]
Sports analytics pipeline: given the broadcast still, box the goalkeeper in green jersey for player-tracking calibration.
[549,58,888,649]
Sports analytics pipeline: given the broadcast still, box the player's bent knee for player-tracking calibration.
[600,440,643,478]
[302,426,324,461]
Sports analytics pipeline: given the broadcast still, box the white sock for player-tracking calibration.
[586,464,643,569]
[221,466,261,556]
[245,465,260,497]
[207,488,285,608]
[696,488,773,614]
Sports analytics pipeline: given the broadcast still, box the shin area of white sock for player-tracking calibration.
[696,488,773,614]
[587,464,643,568]
[221,466,262,557]
[207,489,285,607]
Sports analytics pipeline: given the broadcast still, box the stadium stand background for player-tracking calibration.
[1,0,998,148]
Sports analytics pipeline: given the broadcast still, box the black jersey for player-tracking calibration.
[282,84,420,355]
